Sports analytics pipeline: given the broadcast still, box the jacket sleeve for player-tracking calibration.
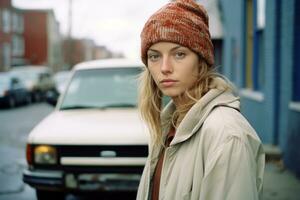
[199,135,261,200]
[136,158,150,200]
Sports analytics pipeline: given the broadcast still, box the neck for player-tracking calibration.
[172,90,197,109]
[172,95,188,109]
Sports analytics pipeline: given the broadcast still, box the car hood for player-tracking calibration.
[28,109,149,145]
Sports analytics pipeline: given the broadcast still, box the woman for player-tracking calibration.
[137,0,265,200]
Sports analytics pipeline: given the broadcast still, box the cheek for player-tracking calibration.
[184,67,199,87]
[148,68,160,85]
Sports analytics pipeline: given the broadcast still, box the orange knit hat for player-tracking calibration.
[140,0,214,66]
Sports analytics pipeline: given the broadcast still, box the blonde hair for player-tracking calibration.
[138,60,232,146]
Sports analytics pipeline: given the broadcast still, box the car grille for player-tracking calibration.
[32,144,148,172]
[58,145,148,157]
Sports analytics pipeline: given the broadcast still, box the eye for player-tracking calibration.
[174,51,186,59]
[147,53,160,62]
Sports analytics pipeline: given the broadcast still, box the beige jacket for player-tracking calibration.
[137,88,265,200]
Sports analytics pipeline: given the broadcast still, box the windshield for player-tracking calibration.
[0,74,9,89]
[54,71,72,84]
[60,67,141,110]
[11,70,39,82]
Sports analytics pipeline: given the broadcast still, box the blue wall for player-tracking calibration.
[278,0,294,149]
[262,0,280,145]
[219,0,275,144]
[219,0,300,175]
[219,0,244,87]
[280,0,300,177]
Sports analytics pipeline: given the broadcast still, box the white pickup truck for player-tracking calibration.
[23,58,149,200]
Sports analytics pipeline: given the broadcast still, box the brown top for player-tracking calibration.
[151,127,175,200]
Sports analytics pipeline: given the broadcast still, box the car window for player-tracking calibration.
[60,67,140,110]
[11,70,39,82]
[0,74,9,89]
[39,73,45,80]
[54,71,72,86]
[11,77,20,87]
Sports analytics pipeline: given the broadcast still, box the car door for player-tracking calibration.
[11,77,27,103]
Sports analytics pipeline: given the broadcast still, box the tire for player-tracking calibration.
[36,189,65,200]
[33,92,41,102]
[25,95,32,105]
[8,97,16,108]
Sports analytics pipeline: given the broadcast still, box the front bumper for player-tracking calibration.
[23,169,63,191]
[23,168,141,192]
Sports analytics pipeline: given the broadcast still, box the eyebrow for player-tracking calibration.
[148,45,184,53]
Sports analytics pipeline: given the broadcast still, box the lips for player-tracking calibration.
[160,79,178,87]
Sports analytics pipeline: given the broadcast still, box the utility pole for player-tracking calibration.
[67,0,73,69]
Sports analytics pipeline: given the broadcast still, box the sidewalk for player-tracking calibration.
[263,145,300,200]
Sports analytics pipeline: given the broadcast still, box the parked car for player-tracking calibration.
[54,70,72,94]
[0,72,31,108]
[23,58,149,200]
[10,66,56,102]
[45,70,72,106]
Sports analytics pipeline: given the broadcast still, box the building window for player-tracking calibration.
[2,9,10,33]
[257,0,265,29]
[12,12,18,32]
[244,0,265,91]
[11,12,23,33]
[0,9,2,31]
[18,14,24,33]
[245,0,254,89]
[12,35,24,56]
[256,0,265,90]
[2,43,11,70]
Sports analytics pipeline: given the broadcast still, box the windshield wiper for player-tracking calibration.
[60,105,100,110]
[99,103,136,109]
[60,103,136,110]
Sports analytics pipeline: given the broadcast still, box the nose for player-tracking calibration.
[161,56,173,74]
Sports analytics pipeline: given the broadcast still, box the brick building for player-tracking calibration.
[64,38,116,68]
[0,0,25,72]
[22,9,64,72]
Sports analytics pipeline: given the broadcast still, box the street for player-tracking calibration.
[0,103,300,200]
[0,103,53,200]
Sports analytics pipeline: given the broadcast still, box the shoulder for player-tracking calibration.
[200,106,261,146]
[197,107,265,177]
[203,106,252,135]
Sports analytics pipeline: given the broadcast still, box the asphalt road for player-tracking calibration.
[0,103,53,200]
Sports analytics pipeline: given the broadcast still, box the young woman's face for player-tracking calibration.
[147,42,199,98]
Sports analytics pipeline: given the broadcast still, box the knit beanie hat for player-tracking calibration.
[140,0,214,66]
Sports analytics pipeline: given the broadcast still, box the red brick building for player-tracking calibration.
[22,9,64,72]
[64,38,116,68]
[0,0,25,72]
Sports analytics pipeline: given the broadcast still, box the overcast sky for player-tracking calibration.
[12,0,170,59]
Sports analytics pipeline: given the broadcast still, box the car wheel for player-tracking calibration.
[36,189,65,200]
[33,92,41,102]
[8,97,16,108]
[25,95,32,104]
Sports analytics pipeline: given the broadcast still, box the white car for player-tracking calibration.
[23,58,149,200]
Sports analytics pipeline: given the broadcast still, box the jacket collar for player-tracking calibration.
[161,88,240,146]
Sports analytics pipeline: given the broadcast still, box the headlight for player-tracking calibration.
[34,145,57,165]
